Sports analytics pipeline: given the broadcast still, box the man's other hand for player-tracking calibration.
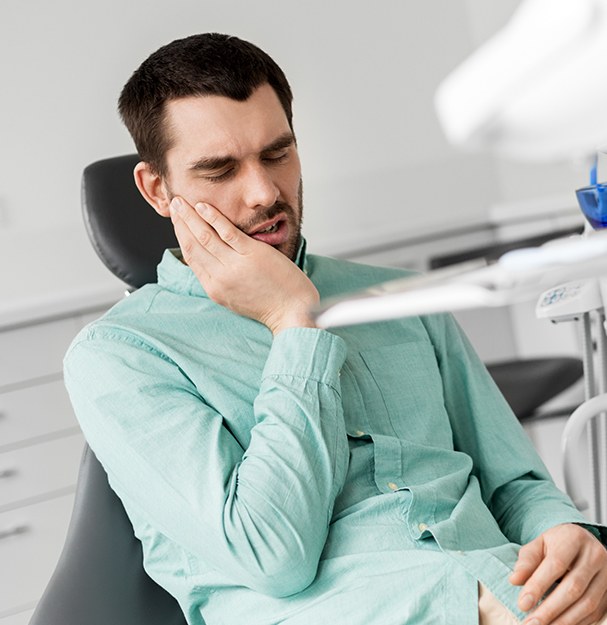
[509,523,607,625]
[169,197,319,335]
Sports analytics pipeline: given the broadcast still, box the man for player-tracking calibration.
[64,33,607,625]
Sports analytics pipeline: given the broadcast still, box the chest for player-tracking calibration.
[170,315,453,450]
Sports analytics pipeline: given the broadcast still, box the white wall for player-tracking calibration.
[1,0,507,257]
[1,0,591,510]
[1,0,590,270]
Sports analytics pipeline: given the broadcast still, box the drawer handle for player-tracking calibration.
[0,524,29,540]
[0,468,17,479]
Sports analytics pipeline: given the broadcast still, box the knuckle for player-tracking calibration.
[519,541,539,558]
[565,577,586,601]
[222,228,238,244]
[588,545,607,567]
[181,240,195,260]
[549,555,570,576]
[518,545,531,558]
[580,594,600,615]
[197,229,212,246]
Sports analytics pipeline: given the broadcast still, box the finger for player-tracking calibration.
[511,538,544,586]
[194,202,250,254]
[170,197,228,262]
[517,543,578,613]
[169,198,223,273]
[523,569,607,625]
[524,565,594,624]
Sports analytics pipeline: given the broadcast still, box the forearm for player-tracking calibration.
[65,325,349,597]
[218,328,349,595]
[489,473,593,545]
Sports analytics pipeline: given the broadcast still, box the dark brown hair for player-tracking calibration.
[118,33,293,175]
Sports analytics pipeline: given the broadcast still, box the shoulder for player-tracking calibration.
[65,284,171,361]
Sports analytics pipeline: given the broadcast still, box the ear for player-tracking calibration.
[133,161,171,217]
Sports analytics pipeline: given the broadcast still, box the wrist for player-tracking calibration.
[271,314,317,336]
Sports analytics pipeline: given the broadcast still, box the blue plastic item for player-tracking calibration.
[576,156,607,229]
[576,184,607,229]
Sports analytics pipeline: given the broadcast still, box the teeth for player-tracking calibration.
[259,223,279,233]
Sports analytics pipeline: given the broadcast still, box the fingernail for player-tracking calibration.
[170,197,183,213]
[195,202,209,214]
[520,594,535,611]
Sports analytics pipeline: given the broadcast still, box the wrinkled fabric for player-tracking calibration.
[64,244,604,625]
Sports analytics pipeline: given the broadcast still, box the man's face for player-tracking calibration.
[161,84,303,261]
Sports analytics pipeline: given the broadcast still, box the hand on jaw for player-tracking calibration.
[169,196,319,336]
[509,523,607,625]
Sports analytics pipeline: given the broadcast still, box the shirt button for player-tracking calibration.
[387,482,399,491]
[418,523,429,532]
[354,430,365,437]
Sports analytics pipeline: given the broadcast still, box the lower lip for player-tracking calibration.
[250,220,289,246]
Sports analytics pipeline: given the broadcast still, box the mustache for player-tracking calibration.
[236,201,295,234]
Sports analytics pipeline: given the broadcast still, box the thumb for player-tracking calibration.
[510,536,544,586]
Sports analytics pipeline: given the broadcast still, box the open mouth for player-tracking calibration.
[249,215,289,246]
[255,222,280,234]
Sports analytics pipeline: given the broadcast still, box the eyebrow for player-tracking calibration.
[188,132,296,172]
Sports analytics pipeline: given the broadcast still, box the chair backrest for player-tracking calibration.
[29,445,187,625]
[81,154,178,289]
[30,155,186,625]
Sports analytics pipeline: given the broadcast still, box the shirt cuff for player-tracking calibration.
[263,328,347,389]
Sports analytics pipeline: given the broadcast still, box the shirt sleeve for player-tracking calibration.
[421,312,606,546]
[64,325,349,598]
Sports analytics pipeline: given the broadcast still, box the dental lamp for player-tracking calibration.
[434,0,607,162]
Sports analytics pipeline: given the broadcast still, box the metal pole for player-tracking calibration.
[581,312,600,521]
[594,310,607,524]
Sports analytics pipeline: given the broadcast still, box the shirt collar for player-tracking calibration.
[157,236,309,297]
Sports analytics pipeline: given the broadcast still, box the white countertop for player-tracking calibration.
[0,224,126,330]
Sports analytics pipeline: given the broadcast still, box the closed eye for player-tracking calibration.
[202,168,236,183]
[262,151,289,163]
[260,133,295,163]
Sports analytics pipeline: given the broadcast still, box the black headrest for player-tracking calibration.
[81,154,178,290]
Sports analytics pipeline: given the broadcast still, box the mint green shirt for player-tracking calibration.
[64,245,602,625]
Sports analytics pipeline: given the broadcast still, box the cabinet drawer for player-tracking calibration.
[0,434,84,511]
[0,493,74,616]
[0,379,78,449]
[0,317,81,389]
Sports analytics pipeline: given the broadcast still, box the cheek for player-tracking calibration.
[176,179,231,215]
[282,162,302,202]
[191,186,244,227]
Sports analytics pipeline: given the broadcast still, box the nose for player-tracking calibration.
[240,162,279,210]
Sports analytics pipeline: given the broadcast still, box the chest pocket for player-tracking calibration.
[359,341,453,448]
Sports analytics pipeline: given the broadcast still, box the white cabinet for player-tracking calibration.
[0,302,115,621]
[0,317,82,389]
[0,494,76,618]
[0,609,34,625]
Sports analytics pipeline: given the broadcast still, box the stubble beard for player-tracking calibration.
[166,179,304,262]
[247,178,303,262]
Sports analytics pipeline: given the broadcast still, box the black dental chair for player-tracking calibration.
[29,155,185,625]
[29,154,583,625]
